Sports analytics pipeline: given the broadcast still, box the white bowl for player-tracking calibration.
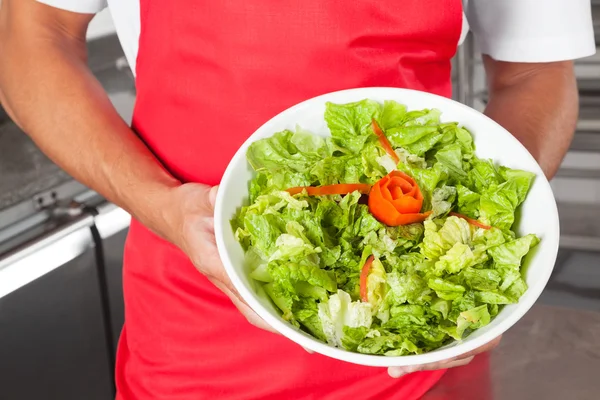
[214,87,559,367]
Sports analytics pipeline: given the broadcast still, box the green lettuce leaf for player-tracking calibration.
[431,298,451,319]
[475,291,513,305]
[403,109,442,126]
[361,142,388,182]
[365,257,388,314]
[431,186,457,218]
[385,305,429,329]
[386,271,433,305]
[341,326,370,351]
[478,166,535,231]
[290,128,329,158]
[488,234,539,298]
[378,100,407,130]
[498,166,536,204]
[263,282,294,321]
[456,305,491,337]
[460,267,502,291]
[488,234,540,267]
[357,332,420,356]
[311,154,364,185]
[428,278,466,300]
[433,243,477,275]
[399,163,448,210]
[387,125,443,156]
[448,291,476,323]
[325,100,381,153]
[456,184,481,218]
[247,130,318,172]
[421,216,474,260]
[434,143,468,183]
[318,290,373,348]
[479,181,521,231]
[293,297,327,341]
[467,159,501,194]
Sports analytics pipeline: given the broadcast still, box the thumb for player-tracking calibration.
[208,185,219,209]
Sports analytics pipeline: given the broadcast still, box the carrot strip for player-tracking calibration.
[449,212,492,230]
[371,119,400,165]
[394,211,432,226]
[286,183,372,196]
[360,255,374,302]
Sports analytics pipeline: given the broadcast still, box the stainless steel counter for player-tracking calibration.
[424,304,600,399]
[0,122,72,211]
[0,34,134,214]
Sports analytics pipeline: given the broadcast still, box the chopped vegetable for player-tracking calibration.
[360,255,374,302]
[233,99,539,357]
[371,119,399,165]
[449,212,492,230]
[368,171,431,226]
[287,183,372,196]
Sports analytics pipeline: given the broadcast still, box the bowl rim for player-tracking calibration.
[214,87,560,367]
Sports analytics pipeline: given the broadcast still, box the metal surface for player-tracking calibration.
[424,304,600,400]
[0,238,114,400]
[455,40,468,105]
[99,226,128,358]
[555,167,600,179]
[556,203,600,252]
[0,214,95,298]
[560,235,600,251]
[0,122,74,211]
[454,34,476,107]
[0,178,87,231]
[95,202,131,239]
[569,132,600,152]
[88,202,130,392]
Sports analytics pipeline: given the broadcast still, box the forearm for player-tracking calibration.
[483,57,578,179]
[0,5,181,240]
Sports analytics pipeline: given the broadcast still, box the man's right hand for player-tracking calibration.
[164,183,278,334]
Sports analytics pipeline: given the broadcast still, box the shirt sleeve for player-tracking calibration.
[36,0,108,14]
[466,0,596,62]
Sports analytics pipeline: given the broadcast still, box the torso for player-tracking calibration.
[116,1,463,398]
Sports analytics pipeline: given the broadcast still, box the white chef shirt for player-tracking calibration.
[38,0,596,75]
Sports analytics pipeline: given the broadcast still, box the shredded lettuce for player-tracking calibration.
[233,99,539,355]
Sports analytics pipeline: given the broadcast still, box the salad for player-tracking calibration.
[232,99,539,356]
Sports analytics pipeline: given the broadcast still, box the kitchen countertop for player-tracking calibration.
[0,122,72,210]
[0,34,135,214]
[424,304,600,400]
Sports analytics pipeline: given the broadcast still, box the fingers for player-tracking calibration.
[387,336,502,378]
[208,185,219,210]
[208,275,278,334]
[177,184,287,339]
[388,356,475,378]
[216,278,314,354]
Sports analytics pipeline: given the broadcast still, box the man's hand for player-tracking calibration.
[166,183,277,333]
[387,336,502,378]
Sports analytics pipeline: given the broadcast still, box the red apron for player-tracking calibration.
[118,2,463,399]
